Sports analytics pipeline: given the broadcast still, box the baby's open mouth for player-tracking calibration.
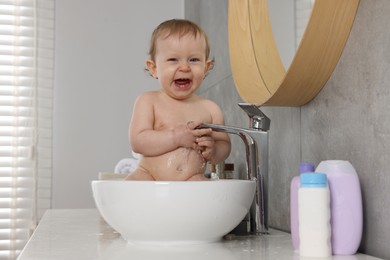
[174,78,192,88]
[174,78,191,85]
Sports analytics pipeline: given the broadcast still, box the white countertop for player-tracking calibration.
[17,209,382,260]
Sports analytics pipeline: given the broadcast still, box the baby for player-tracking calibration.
[125,19,231,181]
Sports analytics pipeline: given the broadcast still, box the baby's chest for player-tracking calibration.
[155,104,209,124]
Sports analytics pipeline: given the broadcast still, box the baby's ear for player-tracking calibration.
[146,59,157,79]
[204,59,214,79]
[206,59,214,73]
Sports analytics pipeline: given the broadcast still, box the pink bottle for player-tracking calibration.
[316,160,363,255]
[290,162,315,251]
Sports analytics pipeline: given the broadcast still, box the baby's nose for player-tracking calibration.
[178,61,190,70]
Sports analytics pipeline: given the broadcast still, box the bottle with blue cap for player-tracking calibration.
[290,162,315,250]
[298,172,332,258]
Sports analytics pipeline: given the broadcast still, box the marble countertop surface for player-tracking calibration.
[17,209,382,260]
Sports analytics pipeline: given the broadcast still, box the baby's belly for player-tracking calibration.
[139,148,207,181]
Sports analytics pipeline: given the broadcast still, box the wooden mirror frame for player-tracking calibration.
[228,0,360,106]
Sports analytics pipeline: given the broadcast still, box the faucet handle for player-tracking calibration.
[238,103,270,131]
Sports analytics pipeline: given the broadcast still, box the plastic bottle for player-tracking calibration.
[290,162,315,251]
[299,172,332,258]
[316,160,363,255]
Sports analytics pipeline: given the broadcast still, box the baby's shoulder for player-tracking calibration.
[197,97,220,110]
[137,91,160,102]
[133,91,161,110]
[195,97,224,120]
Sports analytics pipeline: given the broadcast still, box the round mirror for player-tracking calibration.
[228,0,360,106]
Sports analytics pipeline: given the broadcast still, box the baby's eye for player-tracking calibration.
[189,58,201,62]
[167,58,177,62]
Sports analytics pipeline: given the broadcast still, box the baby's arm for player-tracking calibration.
[195,102,231,164]
[129,93,212,157]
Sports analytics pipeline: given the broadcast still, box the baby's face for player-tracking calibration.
[147,34,212,100]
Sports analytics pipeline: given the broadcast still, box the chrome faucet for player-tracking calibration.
[196,103,270,234]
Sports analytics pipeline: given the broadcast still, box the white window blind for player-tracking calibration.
[0,0,54,259]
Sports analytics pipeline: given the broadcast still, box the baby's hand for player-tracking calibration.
[195,135,215,161]
[172,124,197,149]
[172,121,212,149]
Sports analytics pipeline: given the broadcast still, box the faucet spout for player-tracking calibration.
[196,121,269,234]
[196,123,257,180]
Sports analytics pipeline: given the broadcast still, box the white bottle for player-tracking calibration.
[299,172,332,258]
[291,162,315,250]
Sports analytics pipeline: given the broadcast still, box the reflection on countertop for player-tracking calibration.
[17,209,382,260]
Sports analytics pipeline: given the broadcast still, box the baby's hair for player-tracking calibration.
[148,19,211,62]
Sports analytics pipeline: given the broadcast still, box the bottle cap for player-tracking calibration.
[300,173,327,188]
[300,162,315,173]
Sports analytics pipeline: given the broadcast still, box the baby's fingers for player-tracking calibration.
[192,128,212,137]
[196,136,214,147]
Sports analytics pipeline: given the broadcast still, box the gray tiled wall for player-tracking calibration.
[185,0,390,259]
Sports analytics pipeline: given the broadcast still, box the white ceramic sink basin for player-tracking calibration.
[91,180,256,245]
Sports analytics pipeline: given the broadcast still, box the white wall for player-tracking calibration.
[53,0,184,208]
